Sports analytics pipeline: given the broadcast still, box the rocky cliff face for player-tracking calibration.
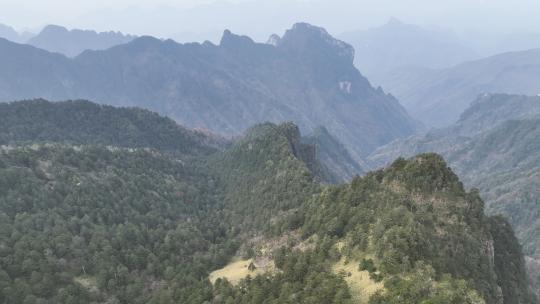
[302,126,365,183]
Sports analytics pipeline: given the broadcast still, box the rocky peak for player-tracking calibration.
[0,23,21,42]
[266,34,281,46]
[219,29,256,49]
[277,22,355,65]
[39,24,70,35]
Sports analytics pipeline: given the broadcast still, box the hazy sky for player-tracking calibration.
[2,0,540,42]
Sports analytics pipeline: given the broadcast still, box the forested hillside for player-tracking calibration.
[0,100,360,182]
[369,93,540,294]
[368,94,540,169]
[0,125,320,303]
[0,102,326,303]
[0,100,535,303]
[0,145,233,303]
[0,99,222,156]
[212,154,536,304]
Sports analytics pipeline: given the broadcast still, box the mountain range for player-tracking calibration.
[27,25,136,57]
[380,49,540,127]
[5,20,540,132]
[0,23,34,43]
[337,19,540,128]
[0,99,535,303]
[340,18,478,86]
[0,23,135,57]
[0,22,419,161]
[462,30,540,58]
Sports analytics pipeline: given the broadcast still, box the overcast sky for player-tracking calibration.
[2,0,540,42]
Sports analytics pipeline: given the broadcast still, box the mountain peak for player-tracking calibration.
[40,24,69,34]
[27,24,136,57]
[385,153,463,193]
[220,29,255,48]
[291,22,322,32]
[124,35,163,50]
[278,22,355,64]
[0,23,21,42]
[266,33,281,46]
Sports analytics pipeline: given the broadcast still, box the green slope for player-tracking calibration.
[0,99,223,156]
[0,100,535,303]
[214,154,536,304]
[368,94,540,294]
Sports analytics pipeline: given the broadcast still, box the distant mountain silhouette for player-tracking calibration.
[27,24,136,57]
[0,23,20,42]
[340,18,478,85]
[0,23,33,43]
[0,23,419,159]
[463,30,540,57]
[381,49,540,127]
[369,93,540,168]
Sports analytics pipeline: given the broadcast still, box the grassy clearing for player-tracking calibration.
[209,258,274,285]
[332,258,384,304]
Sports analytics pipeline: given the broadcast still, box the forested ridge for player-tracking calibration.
[368,93,540,294]
[212,154,536,303]
[0,102,325,303]
[0,100,536,303]
[0,99,223,156]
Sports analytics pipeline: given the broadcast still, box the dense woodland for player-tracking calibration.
[0,146,236,303]
[213,154,536,304]
[0,99,221,156]
[0,100,536,303]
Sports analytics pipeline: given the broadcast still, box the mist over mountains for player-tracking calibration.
[381,49,540,127]
[0,23,33,43]
[0,22,419,161]
[336,18,540,127]
[0,23,21,43]
[27,25,136,57]
[0,23,135,57]
[340,18,479,85]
